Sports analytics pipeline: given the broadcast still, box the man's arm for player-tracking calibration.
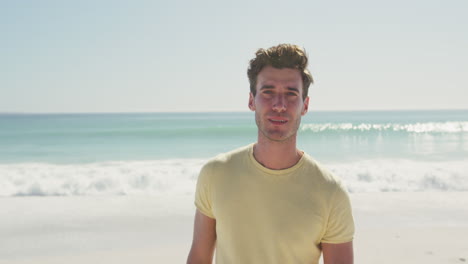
[322,241,354,264]
[186,209,216,264]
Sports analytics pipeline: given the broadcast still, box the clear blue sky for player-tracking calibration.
[1,0,467,113]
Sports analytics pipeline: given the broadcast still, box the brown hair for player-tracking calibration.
[247,43,313,100]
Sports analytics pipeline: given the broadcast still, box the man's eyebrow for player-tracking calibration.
[260,85,275,90]
[287,87,300,93]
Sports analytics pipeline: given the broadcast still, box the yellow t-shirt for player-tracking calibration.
[195,144,354,264]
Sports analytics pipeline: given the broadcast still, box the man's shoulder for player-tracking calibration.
[302,153,346,189]
[203,144,252,170]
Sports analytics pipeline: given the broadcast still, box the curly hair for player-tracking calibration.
[247,44,313,100]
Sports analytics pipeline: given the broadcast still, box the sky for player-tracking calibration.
[1,0,467,113]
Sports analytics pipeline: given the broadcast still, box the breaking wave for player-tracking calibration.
[1,158,467,197]
[301,122,468,133]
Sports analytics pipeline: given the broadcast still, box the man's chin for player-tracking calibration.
[261,131,295,142]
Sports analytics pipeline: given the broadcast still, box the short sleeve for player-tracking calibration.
[321,183,355,244]
[194,163,215,219]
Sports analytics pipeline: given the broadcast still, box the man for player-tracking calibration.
[187,44,354,264]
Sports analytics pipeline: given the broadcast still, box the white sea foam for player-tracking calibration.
[327,159,468,193]
[0,159,205,197]
[0,158,467,197]
[301,122,468,133]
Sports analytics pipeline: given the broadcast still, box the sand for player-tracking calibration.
[1,192,467,264]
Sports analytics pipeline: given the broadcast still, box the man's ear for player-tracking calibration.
[248,92,256,111]
[302,96,309,115]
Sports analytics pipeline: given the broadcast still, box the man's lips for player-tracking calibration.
[268,117,288,125]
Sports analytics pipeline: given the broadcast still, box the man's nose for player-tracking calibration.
[272,94,286,112]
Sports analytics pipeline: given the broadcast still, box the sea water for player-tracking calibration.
[1,110,467,196]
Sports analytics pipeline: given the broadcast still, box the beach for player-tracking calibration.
[1,192,467,264]
[3,0,468,261]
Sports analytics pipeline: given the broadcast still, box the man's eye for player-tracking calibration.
[287,92,298,96]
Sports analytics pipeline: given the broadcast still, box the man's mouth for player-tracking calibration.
[268,118,288,125]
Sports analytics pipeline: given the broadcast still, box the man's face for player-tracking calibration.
[249,66,309,143]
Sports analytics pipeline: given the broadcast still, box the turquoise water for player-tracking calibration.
[1,110,467,196]
[0,112,256,163]
[1,110,467,163]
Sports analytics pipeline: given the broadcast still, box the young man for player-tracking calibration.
[187,44,354,264]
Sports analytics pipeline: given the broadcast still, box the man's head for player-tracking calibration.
[247,44,313,101]
[247,44,313,143]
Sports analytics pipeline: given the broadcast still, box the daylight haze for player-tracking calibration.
[1,0,467,113]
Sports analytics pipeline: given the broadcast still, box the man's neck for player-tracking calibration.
[253,137,303,170]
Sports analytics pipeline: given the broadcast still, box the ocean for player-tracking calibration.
[1,110,467,196]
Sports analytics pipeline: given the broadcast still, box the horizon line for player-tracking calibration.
[1,108,468,115]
